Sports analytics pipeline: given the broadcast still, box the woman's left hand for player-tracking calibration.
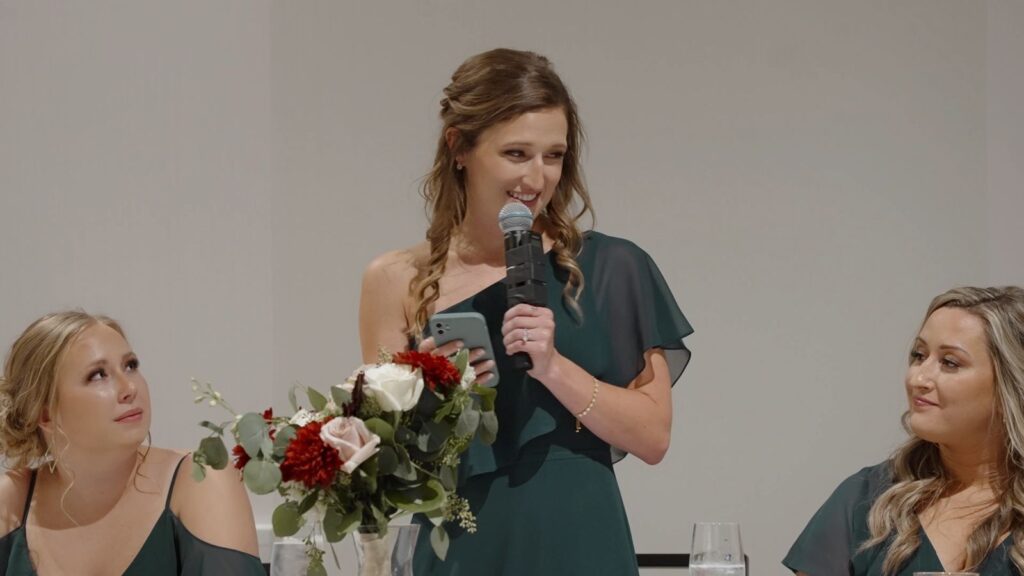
[501,303,559,380]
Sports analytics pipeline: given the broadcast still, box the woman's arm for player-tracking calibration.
[502,304,673,465]
[359,250,418,363]
[174,463,260,557]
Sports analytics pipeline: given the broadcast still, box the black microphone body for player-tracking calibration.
[500,207,548,371]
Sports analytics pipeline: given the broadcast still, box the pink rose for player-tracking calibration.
[319,416,381,474]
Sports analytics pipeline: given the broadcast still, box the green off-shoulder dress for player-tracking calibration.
[0,456,266,575]
[784,461,1020,575]
[413,231,694,576]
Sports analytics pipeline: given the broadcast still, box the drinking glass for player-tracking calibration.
[690,522,744,576]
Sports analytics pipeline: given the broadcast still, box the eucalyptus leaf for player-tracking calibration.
[273,425,297,458]
[393,447,418,481]
[322,507,346,543]
[455,408,480,437]
[190,460,206,482]
[339,507,363,537]
[364,418,394,443]
[330,384,351,408]
[297,490,319,515]
[237,412,270,458]
[306,386,328,412]
[479,410,498,445]
[472,384,497,411]
[288,385,299,412]
[453,348,470,375]
[243,459,282,495]
[272,501,304,537]
[440,465,457,492]
[418,420,450,452]
[377,445,398,475]
[199,436,228,470]
[430,525,450,561]
[387,478,446,513]
[395,426,416,445]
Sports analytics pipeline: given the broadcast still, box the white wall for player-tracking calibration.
[0,0,278,519]
[987,0,1024,287]
[1,2,1018,574]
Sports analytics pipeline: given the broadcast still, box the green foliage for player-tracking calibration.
[272,501,304,537]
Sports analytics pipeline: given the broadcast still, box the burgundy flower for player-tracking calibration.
[393,350,461,394]
[280,421,342,488]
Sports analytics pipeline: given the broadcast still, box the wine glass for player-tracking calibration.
[690,522,744,576]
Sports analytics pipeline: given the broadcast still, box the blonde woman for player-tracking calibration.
[0,311,264,575]
[785,286,1024,575]
[359,48,693,574]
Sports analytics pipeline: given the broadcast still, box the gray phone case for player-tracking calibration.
[428,311,499,387]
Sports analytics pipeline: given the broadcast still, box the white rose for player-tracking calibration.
[362,363,424,412]
[460,364,477,390]
[319,416,381,474]
[289,408,315,427]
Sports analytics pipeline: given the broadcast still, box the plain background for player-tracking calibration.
[2,2,1021,573]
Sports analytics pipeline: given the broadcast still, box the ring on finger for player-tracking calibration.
[522,328,530,344]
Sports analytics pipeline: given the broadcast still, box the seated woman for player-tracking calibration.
[0,311,265,575]
[785,286,1024,575]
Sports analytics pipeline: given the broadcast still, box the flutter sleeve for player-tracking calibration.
[783,463,891,575]
[587,233,693,390]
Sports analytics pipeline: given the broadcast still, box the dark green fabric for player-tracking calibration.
[413,231,693,575]
[784,461,1020,575]
[0,465,265,575]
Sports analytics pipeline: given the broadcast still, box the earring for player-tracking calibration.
[44,446,57,474]
[456,162,463,171]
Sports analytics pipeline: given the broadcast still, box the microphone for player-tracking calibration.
[498,201,547,371]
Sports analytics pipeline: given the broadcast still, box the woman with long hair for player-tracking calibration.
[359,48,693,574]
[785,286,1024,575]
[0,311,264,574]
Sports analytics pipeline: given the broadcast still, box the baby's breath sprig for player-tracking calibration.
[190,378,237,416]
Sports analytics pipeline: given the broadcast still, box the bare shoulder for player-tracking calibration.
[362,244,424,288]
[360,243,428,360]
[0,469,31,536]
[168,452,259,556]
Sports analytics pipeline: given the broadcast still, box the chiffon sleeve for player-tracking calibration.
[783,462,891,575]
[173,515,267,575]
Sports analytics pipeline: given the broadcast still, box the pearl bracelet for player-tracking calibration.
[574,377,600,433]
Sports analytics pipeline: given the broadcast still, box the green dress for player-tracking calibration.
[413,231,693,575]
[0,457,266,575]
[784,462,1020,575]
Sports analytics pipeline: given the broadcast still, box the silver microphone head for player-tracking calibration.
[498,201,534,234]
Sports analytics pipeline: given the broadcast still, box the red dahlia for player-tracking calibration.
[393,350,461,393]
[280,421,341,488]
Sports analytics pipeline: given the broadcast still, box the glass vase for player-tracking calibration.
[353,525,420,576]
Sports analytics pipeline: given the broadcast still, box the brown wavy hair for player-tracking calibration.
[862,286,1024,574]
[407,48,594,340]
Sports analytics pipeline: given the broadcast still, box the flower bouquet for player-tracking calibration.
[190,349,497,576]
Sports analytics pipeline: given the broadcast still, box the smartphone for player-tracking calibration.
[428,311,499,387]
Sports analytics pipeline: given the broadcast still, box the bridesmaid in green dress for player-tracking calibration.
[359,49,692,575]
[785,286,1024,576]
[0,311,266,575]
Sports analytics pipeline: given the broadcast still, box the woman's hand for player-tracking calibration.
[501,304,559,380]
[418,337,496,386]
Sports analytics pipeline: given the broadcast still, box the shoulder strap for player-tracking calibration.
[165,454,190,509]
[21,469,37,525]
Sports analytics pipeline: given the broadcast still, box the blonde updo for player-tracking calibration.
[1,311,124,469]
